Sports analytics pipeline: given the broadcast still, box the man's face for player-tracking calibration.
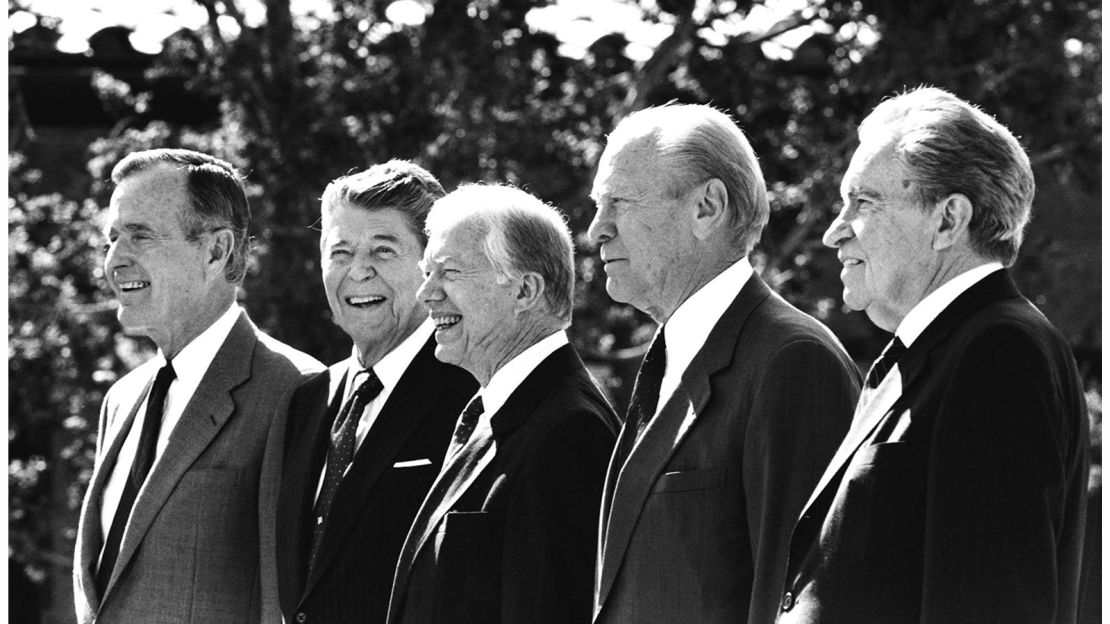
[320,204,428,365]
[823,139,941,331]
[588,136,698,321]
[417,221,519,382]
[104,165,221,353]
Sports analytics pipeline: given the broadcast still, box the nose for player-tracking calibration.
[349,254,378,281]
[822,209,852,249]
[104,237,131,274]
[587,204,613,245]
[417,272,443,305]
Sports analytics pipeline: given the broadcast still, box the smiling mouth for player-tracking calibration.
[117,280,150,292]
[346,295,385,308]
[431,314,461,330]
[842,259,863,267]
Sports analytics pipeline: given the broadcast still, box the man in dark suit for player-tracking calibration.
[588,104,861,624]
[274,161,476,624]
[776,87,1089,623]
[386,184,619,624]
[73,149,323,624]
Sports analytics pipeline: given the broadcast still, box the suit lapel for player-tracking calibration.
[595,276,770,614]
[792,270,1024,530]
[77,372,153,609]
[390,345,585,620]
[274,367,336,610]
[105,313,256,595]
[304,340,456,594]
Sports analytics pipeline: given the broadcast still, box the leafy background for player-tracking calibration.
[8,0,1101,621]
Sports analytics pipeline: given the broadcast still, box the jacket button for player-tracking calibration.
[296,613,307,623]
[781,591,795,611]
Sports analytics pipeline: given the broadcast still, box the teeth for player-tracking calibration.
[346,295,384,306]
[433,314,461,329]
[844,259,863,266]
[117,281,149,291]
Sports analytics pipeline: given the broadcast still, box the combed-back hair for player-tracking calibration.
[426,184,576,323]
[859,86,1035,265]
[320,160,446,246]
[112,148,251,284]
[607,103,770,255]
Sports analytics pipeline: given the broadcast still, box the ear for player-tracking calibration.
[691,178,730,241]
[205,228,235,277]
[513,272,546,313]
[932,193,973,251]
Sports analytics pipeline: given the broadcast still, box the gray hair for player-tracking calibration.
[320,159,445,246]
[426,184,575,323]
[608,103,769,255]
[112,148,251,284]
[859,86,1035,266]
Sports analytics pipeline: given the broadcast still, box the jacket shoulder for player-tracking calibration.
[253,331,325,379]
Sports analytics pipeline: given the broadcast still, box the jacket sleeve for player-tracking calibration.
[743,337,860,622]
[500,407,616,624]
[920,325,1087,623]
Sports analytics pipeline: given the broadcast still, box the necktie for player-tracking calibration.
[96,360,176,597]
[309,369,384,567]
[627,328,667,436]
[865,337,907,389]
[446,395,485,459]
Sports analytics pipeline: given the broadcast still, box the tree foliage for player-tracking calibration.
[8,0,1100,619]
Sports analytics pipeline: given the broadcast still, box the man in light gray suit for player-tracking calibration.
[73,149,322,623]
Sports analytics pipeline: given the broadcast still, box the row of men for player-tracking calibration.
[73,86,1089,624]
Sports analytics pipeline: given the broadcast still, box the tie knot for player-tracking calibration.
[461,395,485,426]
[865,336,908,389]
[156,360,177,386]
[352,368,384,401]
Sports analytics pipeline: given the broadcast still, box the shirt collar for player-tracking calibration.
[159,302,240,386]
[478,330,569,420]
[343,319,434,398]
[896,262,1004,346]
[662,257,753,381]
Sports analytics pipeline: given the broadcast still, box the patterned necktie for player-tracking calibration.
[627,328,667,436]
[865,337,908,389]
[96,360,176,597]
[309,369,384,567]
[446,395,485,459]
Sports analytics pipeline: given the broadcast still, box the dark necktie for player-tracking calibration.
[627,328,667,436]
[865,337,908,389]
[309,369,384,567]
[96,360,176,597]
[446,395,485,459]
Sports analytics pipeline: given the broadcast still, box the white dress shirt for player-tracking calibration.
[313,319,435,502]
[894,262,1004,347]
[476,330,569,423]
[654,257,754,417]
[99,302,241,547]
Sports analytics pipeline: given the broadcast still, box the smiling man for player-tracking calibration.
[274,161,476,624]
[73,149,322,624]
[588,104,860,624]
[776,87,1090,624]
[386,184,618,624]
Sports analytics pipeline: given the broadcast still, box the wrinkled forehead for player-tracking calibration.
[839,137,903,198]
[591,135,667,200]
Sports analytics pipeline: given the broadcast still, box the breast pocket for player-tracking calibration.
[440,511,500,618]
[651,467,727,493]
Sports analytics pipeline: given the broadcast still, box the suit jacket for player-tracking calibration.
[594,274,861,624]
[274,337,477,624]
[387,344,619,624]
[73,311,323,624]
[777,270,1089,624]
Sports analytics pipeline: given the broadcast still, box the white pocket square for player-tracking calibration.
[393,458,433,468]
